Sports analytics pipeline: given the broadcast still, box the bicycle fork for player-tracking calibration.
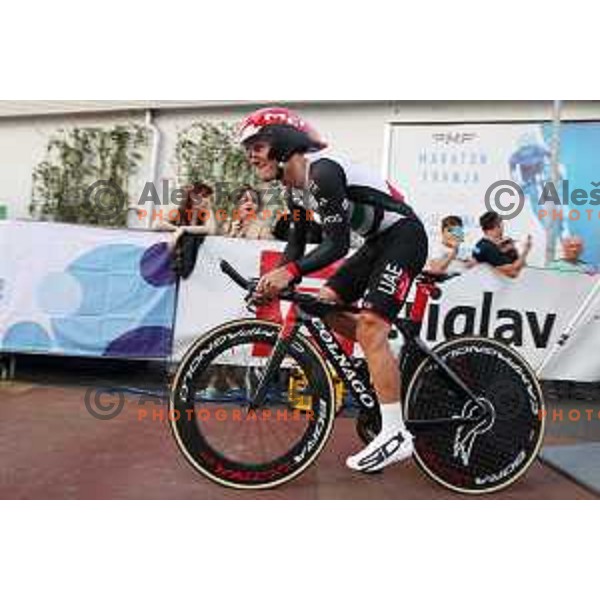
[248,308,301,410]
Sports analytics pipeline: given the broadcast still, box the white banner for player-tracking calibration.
[174,237,600,382]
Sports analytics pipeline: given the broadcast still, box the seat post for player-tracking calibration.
[410,280,439,326]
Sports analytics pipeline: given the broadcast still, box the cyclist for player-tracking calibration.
[238,107,429,473]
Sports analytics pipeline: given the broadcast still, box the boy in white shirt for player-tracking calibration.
[427,215,473,275]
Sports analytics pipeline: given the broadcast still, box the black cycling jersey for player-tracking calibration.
[283,154,419,276]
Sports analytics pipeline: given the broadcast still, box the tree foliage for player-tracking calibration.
[174,121,260,212]
[31,125,148,227]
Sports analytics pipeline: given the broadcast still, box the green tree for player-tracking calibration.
[31,124,148,227]
[174,121,260,213]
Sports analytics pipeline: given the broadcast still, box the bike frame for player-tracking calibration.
[248,276,484,432]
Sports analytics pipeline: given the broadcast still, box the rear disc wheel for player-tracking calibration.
[405,337,545,494]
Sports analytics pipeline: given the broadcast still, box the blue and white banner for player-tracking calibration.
[0,221,176,358]
[1,222,599,381]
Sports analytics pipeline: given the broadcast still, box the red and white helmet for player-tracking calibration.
[238,106,327,163]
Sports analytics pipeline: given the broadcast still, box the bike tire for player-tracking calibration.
[404,336,545,495]
[169,319,337,490]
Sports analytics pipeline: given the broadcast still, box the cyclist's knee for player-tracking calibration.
[356,311,391,351]
[319,286,342,304]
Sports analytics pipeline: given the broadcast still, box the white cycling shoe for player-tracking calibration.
[346,427,414,473]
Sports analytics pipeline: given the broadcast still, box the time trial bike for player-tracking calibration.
[169,260,545,493]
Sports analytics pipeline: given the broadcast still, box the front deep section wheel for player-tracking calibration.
[169,319,336,490]
[404,337,545,495]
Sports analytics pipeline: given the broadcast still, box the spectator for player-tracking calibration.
[154,182,217,249]
[427,215,473,275]
[549,236,593,274]
[222,186,273,240]
[472,211,532,279]
[153,182,217,280]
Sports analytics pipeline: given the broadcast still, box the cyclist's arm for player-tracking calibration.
[285,159,351,278]
[282,206,308,266]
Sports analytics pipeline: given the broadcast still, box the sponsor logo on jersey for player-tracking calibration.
[323,214,343,225]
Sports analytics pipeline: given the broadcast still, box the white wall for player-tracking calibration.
[0,111,146,220]
[1,101,600,221]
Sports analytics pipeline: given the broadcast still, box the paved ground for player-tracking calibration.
[0,362,597,499]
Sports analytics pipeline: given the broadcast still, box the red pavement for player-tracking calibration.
[0,382,595,500]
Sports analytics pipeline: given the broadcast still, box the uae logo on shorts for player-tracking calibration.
[377,263,411,302]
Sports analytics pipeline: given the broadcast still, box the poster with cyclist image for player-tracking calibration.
[388,121,600,268]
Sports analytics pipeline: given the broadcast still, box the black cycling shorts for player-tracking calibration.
[326,218,428,323]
